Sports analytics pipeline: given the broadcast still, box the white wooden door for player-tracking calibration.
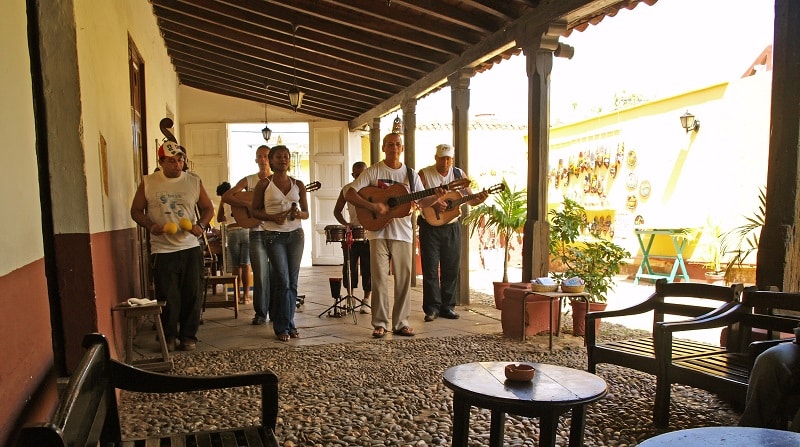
[183,123,228,204]
[308,122,351,265]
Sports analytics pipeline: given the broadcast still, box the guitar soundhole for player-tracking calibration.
[387,197,398,208]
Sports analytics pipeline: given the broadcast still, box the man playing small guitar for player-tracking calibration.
[418,144,489,322]
[221,145,272,326]
[345,133,446,339]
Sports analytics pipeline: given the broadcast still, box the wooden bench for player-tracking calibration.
[654,289,800,427]
[15,333,279,447]
[586,279,743,376]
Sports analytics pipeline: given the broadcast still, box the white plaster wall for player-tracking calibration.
[0,1,43,276]
[550,73,772,258]
[73,0,178,232]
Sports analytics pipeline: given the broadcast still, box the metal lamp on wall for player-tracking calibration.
[288,24,305,112]
[680,111,700,133]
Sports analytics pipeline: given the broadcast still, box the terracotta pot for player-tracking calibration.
[704,271,726,285]
[493,281,511,310]
[570,300,608,336]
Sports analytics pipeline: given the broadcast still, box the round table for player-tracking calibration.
[638,426,800,446]
[442,362,607,447]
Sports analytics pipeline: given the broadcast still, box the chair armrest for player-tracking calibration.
[584,295,659,322]
[657,302,747,334]
[109,360,279,429]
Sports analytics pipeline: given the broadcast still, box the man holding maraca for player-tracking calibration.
[130,140,214,352]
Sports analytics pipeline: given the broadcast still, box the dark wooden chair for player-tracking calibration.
[15,333,279,447]
[654,289,800,427]
[586,279,743,376]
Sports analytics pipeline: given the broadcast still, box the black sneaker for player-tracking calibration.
[424,313,438,322]
[440,310,460,319]
[251,316,267,325]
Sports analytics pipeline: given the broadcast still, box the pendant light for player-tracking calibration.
[288,23,305,112]
[261,84,272,142]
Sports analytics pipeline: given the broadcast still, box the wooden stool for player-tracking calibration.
[112,301,172,371]
[204,274,240,318]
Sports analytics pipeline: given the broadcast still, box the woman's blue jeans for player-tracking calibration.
[265,228,304,335]
[249,230,271,320]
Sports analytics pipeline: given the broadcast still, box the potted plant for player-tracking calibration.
[701,217,726,284]
[464,179,527,309]
[548,198,630,335]
[722,187,765,285]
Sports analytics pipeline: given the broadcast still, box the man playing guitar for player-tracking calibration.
[221,145,272,326]
[345,133,445,339]
[417,144,488,322]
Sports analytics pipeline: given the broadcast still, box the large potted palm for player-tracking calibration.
[549,198,630,335]
[464,179,527,309]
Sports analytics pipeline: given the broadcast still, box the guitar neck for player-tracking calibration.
[446,192,480,209]
[390,185,443,207]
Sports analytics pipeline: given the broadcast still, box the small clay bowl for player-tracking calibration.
[504,363,535,382]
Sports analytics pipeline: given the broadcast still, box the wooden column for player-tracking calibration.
[518,22,565,282]
[370,117,381,164]
[450,69,472,305]
[402,98,420,286]
[402,98,417,168]
[759,0,800,291]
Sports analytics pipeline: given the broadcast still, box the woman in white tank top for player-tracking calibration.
[252,145,310,342]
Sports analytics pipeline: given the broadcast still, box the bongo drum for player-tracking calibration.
[350,225,366,241]
[324,225,346,243]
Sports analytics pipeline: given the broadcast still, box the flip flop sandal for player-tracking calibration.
[277,333,290,342]
[372,327,386,338]
[392,326,415,337]
[289,330,300,339]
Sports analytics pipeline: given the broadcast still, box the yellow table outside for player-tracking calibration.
[634,228,692,285]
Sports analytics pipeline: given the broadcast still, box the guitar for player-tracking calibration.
[420,183,505,226]
[230,180,320,228]
[354,178,471,231]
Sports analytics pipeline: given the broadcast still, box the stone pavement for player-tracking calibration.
[127,264,723,361]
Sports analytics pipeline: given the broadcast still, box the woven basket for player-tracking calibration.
[529,283,559,293]
[560,284,586,293]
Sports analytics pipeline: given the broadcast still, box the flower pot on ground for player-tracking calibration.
[464,179,527,304]
[493,281,511,310]
[570,300,608,336]
[704,271,726,285]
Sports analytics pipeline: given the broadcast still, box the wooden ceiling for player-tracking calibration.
[151,0,656,129]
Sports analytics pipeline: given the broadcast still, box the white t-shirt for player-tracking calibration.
[419,165,465,225]
[341,180,361,227]
[143,170,201,254]
[349,161,425,243]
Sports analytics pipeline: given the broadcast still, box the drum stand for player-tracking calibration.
[318,234,370,323]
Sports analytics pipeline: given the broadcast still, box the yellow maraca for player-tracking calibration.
[178,218,194,231]
[163,221,178,234]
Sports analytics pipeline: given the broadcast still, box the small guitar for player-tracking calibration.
[230,180,320,228]
[420,183,505,226]
[355,178,470,231]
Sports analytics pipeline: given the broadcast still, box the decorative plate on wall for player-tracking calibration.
[626,149,637,168]
[626,172,638,190]
[639,180,651,198]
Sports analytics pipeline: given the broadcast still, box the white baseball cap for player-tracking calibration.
[435,144,454,158]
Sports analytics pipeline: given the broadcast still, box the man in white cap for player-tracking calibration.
[417,143,488,321]
[130,141,215,351]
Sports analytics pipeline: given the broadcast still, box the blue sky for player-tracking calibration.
[415,0,775,124]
